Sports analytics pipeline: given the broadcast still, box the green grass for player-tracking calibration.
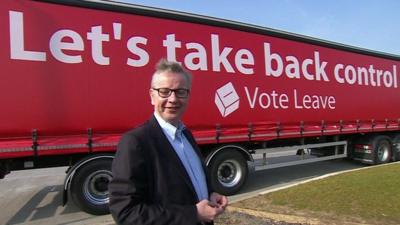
[235,162,400,224]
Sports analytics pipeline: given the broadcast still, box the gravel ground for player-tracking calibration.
[215,210,308,225]
[86,210,309,225]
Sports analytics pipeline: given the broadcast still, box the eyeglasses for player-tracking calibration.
[152,88,190,98]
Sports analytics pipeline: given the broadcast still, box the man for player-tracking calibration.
[109,59,228,225]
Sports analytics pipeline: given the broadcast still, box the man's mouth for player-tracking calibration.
[165,107,180,112]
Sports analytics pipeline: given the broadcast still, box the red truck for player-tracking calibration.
[1,0,399,215]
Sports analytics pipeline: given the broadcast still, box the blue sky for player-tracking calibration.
[119,0,400,56]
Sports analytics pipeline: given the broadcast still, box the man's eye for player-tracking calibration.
[159,89,170,94]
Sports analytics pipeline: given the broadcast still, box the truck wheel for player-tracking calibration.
[208,150,248,195]
[391,134,400,161]
[70,159,112,215]
[372,136,392,164]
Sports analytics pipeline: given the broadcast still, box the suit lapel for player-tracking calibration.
[148,116,198,200]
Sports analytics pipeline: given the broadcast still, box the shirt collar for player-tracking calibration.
[154,112,185,141]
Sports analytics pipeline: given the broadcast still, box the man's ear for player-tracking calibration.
[149,89,155,105]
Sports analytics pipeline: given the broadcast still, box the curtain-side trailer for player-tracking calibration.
[1,0,399,215]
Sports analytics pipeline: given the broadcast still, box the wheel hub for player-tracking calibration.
[84,170,112,205]
[217,160,242,188]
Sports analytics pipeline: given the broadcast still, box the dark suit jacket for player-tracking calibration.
[109,116,213,225]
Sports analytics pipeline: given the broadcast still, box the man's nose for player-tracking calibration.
[167,91,178,102]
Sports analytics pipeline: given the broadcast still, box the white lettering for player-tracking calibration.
[334,64,345,83]
[376,70,383,86]
[394,66,398,88]
[244,86,289,109]
[235,49,254,75]
[383,71,393,88]
[357,67,369,85]
[163,34,181,63]
[280,94,289,109]
[9,11,46,61]
[264,43,283,77]
[344,65,357,84]
[87,26,110,65]
[244,86,258,108]
[368,65,377,86]
[294,89,302,109]
[184,42,207,71]
[335,63,396,88]
[211,34,234,73]
[285,56,300,79]
[50,30,84,63]
[294,89,336,109]
[314,51,329,81]
[301,58,313,80]
[126,36,149,67]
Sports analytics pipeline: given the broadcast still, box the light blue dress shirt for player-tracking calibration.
[154,113,209,201]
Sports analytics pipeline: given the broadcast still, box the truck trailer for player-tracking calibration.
[1,0,399,215]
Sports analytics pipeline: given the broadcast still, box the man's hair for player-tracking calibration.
[151,59,192,88]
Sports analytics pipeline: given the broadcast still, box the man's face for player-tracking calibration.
[150,72,190,126]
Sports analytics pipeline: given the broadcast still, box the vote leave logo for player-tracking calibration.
[215,82,240,117]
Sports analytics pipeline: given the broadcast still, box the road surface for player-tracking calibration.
[0,159,365,225]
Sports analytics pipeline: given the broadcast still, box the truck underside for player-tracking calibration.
[1,129,400,214]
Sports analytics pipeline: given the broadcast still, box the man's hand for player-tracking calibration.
[196,192,228,222]
[209,192,228,210]
[196,199,224,222]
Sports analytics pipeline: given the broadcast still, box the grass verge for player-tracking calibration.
[231,162,400,225]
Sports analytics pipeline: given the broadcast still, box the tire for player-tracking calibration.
[70,159,112,215]
[372,136,392,165]
[208,150,248,196]
[391,134,400,161]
